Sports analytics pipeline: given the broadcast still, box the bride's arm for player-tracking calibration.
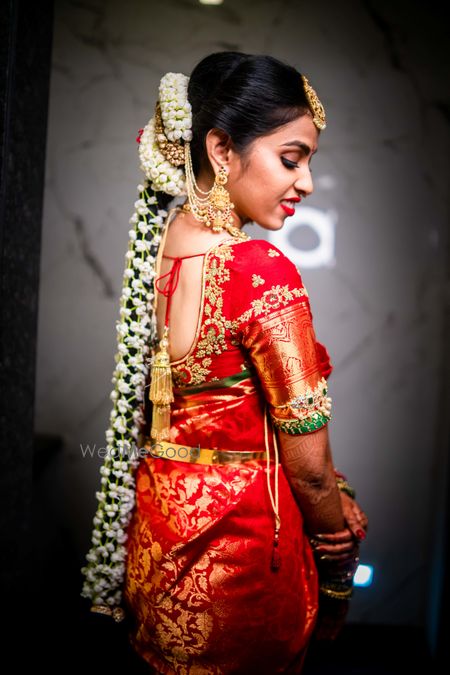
[277,424,346,535]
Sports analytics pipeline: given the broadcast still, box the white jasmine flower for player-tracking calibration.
[138,222,149,234]
[115,363,128,376]
[129,373,143,386]
[135,240,147,252]
[113,414,127,429]
[126,335,142,349]
[138,117,186,196]
[116,323,129,338]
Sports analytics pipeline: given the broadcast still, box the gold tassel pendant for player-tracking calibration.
[149,325,173,442]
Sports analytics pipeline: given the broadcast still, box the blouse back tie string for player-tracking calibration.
[155,253,206,328]
[148,250,206,443]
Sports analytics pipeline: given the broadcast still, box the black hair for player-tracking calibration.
[188,51,310,174]
[156,51,311,211]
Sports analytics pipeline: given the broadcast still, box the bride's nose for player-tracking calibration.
[294,166,313,196]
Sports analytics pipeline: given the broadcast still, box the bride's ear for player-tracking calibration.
[204,128,235,174]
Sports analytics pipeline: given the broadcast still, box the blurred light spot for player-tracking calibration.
[199,0,224,5]
[268,206,336,269]
[354,564,373,587]
[289,223,320,252]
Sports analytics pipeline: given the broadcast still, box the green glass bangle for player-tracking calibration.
[271,411,331,435]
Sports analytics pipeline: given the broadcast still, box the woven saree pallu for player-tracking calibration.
[123,369,319,674]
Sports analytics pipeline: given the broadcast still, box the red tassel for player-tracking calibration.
[271,537,281,571]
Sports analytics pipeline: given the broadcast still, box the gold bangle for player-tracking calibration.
[90,604,126,623]
[336,477,356,499]
[319,582,353,600]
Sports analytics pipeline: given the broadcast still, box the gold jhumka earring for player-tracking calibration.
[182,142,248,241]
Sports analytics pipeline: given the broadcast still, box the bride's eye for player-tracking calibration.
[281,157,299,169]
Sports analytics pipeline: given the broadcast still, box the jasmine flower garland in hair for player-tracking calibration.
[81,69,192,620]
[158,72,192,142]
[80,183,169,619]
[139,72,192,195]
[138,118,186,195]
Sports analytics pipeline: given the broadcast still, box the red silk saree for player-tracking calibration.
[124,222,333,673]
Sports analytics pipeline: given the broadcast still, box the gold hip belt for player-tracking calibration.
[141,437,267,466]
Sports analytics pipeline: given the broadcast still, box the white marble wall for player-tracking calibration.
[36,0,449,626]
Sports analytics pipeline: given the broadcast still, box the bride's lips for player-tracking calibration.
[280,201,299,216]
[280,197,301,217]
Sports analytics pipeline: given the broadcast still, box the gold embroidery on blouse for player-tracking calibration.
[252,274,265,287]
[171,240,247,386]
[231,284,309,331]
[267,248,280,257]
[170,241,308,387]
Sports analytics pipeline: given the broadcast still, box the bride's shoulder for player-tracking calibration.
[162,207,231,255]
[226,237,305,291]
[228,237,293,269]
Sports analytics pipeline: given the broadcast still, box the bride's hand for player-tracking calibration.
[308,494,368,642]
[308,492,368,561]
[339,491,368,541]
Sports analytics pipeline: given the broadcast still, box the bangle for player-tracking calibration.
[336,478,356,499]
[319,579,354,600]
[334,468,356,499]
[90,604,126,622]
[314,549,360,601]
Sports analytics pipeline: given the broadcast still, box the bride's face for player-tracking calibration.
[226,113,319,230]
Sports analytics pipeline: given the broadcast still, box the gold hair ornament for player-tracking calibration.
[154,101,186,166]
[301,75,327,130]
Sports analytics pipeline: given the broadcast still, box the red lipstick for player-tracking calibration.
[280,197,301,217]
[280,203,295,216]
